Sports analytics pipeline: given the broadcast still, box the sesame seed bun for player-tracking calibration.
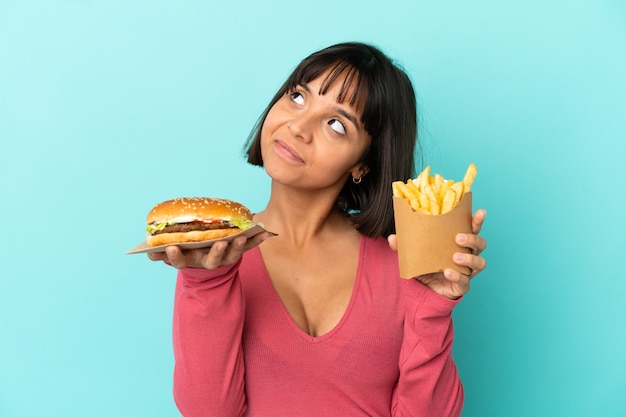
[146,197,252,246]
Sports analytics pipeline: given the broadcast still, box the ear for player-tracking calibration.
[350,163,369,181]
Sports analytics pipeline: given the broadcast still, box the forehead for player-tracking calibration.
[292,61,368,114]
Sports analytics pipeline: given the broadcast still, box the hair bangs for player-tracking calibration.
[287,60,369,118]
[318,62,368,111]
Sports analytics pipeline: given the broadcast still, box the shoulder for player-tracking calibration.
[357,236,431,297]
[358,235,400,277]
[239,246,263,273]
[360,235,396,260]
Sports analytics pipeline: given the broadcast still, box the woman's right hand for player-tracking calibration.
[147,231,273,270]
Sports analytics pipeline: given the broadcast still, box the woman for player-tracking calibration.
[149,42,487,417]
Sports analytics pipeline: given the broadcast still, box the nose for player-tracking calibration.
[287,112,313,143]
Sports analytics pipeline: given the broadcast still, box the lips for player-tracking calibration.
[274,139,305,163]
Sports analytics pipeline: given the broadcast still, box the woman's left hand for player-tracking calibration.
[388,209,487,300]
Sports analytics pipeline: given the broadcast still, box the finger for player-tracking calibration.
[455,233,487,255]
[198,240,230,269]
[147,252,167,262]
[202,232,273,268]
[148,251,174,266]
[387,234,398,251]
[165,245,188,269]
[453,252,487,277]
[242,231,274,252]
[472,209,487,234]
[220,236,248,266]
[443,268,470,294]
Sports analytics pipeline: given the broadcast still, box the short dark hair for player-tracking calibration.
[243,42,419,237]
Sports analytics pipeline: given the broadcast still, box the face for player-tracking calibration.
[260,70,371,192]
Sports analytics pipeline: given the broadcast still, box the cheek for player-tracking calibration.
[263,103,286,128]
[312,150,359,180]
[259,115,274,150]
[260,107,284,144]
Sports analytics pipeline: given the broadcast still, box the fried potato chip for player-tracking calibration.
[439,179,453,202]
[433,173,444,197]
[463,163,478,193]
[441,188,457,214]
[418,165,431,190]
[392,181,409,199]
[423,184,440,215]
[451,182,464,207]
[407,179,421,196]
[392,163,477,215]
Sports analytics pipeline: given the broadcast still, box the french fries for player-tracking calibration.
[392,163,477,215]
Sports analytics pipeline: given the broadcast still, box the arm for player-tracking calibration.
[172,262,246,417]
[387,210,486,415]
[392,281,463,417]
[148,233,272,417]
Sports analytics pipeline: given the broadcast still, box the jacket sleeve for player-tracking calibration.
[392,280,464,417]
[171,260,246,417]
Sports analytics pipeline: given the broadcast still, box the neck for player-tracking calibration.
[254,181,353,246]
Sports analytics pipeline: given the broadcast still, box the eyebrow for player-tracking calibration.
[298,83,362,132]
[335,107,361,132]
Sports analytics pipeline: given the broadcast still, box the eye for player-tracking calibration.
[290,91,304,105]
[328,118,346,135]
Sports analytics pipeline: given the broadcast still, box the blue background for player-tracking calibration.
[1,1,624,416]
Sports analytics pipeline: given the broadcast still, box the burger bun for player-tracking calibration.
[146,197,253,246]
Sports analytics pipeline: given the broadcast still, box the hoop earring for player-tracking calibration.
[352,176,362,184]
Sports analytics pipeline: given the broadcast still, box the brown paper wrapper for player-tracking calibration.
[125,224,275,255]
[393,192,473,279]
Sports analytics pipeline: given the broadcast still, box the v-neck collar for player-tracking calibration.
[253,235,365,343]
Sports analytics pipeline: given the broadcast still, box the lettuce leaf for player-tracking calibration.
[146,221,170,234]
[230,218,254,230]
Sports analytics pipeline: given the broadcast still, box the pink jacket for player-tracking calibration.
[172,236,463,417]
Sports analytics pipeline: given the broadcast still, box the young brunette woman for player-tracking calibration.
[149,42,487,417]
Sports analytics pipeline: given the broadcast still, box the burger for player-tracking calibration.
[145,197,254,246]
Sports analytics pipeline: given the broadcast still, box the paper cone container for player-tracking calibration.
[393,192,473,279]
